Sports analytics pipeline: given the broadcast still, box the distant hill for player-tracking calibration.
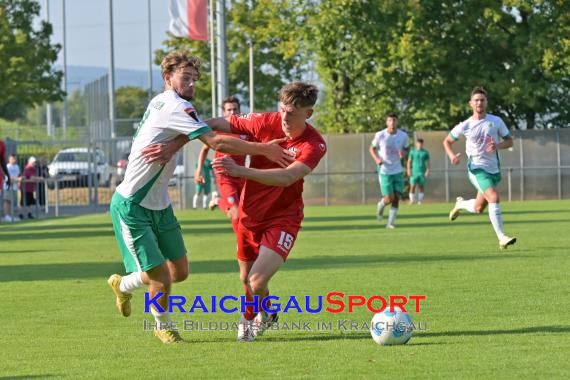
[58,65,164,93]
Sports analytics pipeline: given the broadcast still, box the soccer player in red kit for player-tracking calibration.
[210,82,326,342]
[195,96,247,232]
[141,82,325,342]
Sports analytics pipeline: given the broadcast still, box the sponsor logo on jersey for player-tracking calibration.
[319,143,326,152]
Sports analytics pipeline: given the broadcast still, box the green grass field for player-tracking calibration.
[1,200,569,379]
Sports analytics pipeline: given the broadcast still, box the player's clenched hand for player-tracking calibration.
[486,140,497,153]
[212,157,240,177]
[263,139,295,168]
[376,158,383,166]
[141,141,179,164]
[449,153,461,165]
[194,175,205,184]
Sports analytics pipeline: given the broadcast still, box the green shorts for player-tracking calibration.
[110,192,187,273]
[378,171,405,196]
[195,183,211,194]
[468,168,501,193]
[409,174,426,186]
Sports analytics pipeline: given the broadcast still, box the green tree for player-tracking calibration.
[155,0,308,116]
[309,0,570,132]
[0,0,63,120]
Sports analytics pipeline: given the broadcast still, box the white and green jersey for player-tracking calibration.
[116,90,211,210]
[371,129,409,175]
[450,114,511,174]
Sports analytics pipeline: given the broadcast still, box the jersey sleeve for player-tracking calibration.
[371,133,380,148]
[229,113,267,137]
[169,102,212,140]
[497,118,511,138]
[449,122,465,141]
[425,150,430,160]
[297,140,327,170]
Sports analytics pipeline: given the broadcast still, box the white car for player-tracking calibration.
[48,147,112,188]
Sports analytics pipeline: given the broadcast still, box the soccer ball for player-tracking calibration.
[370,306,413,345]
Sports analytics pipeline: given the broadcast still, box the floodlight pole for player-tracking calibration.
[108,0,116,138]
[209,0,216,117]
[45,0,54,137]
[62,0,68,138]
[215,0,227,117]
[249,39,254,112]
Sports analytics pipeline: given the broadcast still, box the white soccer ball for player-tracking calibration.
[370,306,413,345]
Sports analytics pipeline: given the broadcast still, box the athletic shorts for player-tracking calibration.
[217,180,242,212]
[409,174,426,186]
[236,221,300,262]
[378,171,405,196]
[195,182,211,194]
[110,192,186,273]
[468,168,501,193]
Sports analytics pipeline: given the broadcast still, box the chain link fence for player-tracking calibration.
[3,129,569,219]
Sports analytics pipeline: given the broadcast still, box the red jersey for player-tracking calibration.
[214,132,248,186]
[229,112,327,228]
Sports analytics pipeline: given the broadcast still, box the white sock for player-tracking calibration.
[388,207,398,226]
[409,193,415,203]
[202,195,208,209]
[418,193,424,202]
[151,305,172,327]
[377,199,386,214]
[119,272,144,294]
[488,203,505,239]
[192,194,199,208]
[459,199,476,213]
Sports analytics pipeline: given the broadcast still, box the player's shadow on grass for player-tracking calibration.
[0,252,515,282]
[416,325,570,337]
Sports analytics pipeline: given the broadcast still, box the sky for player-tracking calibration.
[41,0,173,72]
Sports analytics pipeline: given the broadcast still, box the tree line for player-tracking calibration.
[2,0,569,134]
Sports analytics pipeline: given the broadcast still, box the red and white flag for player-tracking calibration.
[169,0,208,41]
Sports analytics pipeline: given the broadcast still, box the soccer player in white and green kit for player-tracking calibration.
[369,113,409,228]
[444,87,516,249]
[407,138,430,204]
[107,51,294,344]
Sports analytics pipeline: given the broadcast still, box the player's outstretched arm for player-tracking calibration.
[204,117,232,133]
[213,157,311,187]
[199,131,294,168]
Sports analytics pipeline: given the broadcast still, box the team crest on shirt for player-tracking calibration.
[240,134,249,141]
[319,143,326,152]
[288,147,298,156]
[184,107,200,122]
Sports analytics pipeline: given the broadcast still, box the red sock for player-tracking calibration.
[231,218,239,234]
[243,285,256,320]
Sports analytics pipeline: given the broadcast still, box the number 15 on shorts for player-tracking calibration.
[277,231,294,251]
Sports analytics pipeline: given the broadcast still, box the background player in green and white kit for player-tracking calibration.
[407,138,430,204]
[107,51,294,344]
[444,87,516,249]
[193,157,213,209]
[369,113,409,228]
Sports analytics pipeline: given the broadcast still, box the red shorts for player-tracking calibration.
[217,180,243,212]
[237,222,300,262]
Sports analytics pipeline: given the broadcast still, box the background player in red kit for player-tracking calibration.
[195,96,246,232]
[210,82,327,342]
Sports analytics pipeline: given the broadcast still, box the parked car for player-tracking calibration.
[115,154,129,185]
[48,147,112,188]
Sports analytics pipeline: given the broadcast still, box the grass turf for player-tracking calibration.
[1,200,569,379]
